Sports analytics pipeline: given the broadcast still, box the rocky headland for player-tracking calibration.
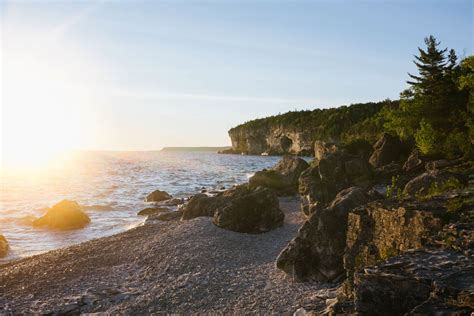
[221,100,396,156]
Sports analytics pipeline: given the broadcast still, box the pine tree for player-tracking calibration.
[406,35,454,127]
[384,35,469,156]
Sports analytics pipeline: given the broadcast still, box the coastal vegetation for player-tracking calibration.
[229,36,473,159]
[384,36,473,159]
[230,100,394,144]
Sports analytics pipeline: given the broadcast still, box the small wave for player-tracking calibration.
[82,204,114,211]
[0,209,20,215]
[0,214,37,226]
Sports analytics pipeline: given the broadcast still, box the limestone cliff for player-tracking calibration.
[225,100,396,155]
[229,124,314,155]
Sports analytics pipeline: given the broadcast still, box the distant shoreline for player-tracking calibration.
[160,146,232,152]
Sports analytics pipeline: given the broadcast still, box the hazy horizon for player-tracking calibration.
[2,0,472,168]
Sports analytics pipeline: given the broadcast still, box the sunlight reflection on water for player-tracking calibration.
[0,151,298,262]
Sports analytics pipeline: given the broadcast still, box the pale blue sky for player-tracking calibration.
[2,0,473,153]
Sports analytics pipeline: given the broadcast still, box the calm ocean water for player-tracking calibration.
[0,151,287,263]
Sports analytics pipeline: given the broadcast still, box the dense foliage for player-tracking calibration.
[384,36,472,158]
[230,100,396,143]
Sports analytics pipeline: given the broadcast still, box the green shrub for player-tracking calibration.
[386,175,405,200]
[415,119,437,155]
[445,198,464,213]
[445,196,474,213]
[444,129,473,159]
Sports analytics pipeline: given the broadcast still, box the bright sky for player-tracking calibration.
[1,0,473,166]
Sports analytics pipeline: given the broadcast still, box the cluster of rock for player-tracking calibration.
[137,155,314,234]
[299,141,372,216]
[270,133,473,315]
[140,178,291,234]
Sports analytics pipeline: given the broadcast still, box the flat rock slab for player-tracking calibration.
[354,249,474,315]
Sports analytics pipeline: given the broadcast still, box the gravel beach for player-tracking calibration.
[0,197,334,314]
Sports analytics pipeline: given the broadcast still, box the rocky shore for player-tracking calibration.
[1,132,473,315]
[0,197,335,315]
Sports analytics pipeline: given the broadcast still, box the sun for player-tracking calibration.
[1,11,103,172]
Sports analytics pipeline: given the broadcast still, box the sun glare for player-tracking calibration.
[2,10,104,173]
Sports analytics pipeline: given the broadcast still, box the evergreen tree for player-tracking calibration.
[384,35,470,157]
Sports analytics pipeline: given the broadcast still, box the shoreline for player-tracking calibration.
[0,196,334,314]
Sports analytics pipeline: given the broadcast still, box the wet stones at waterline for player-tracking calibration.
[137,207,170,216]
[145,190,172,202]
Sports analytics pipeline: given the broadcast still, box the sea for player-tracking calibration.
[0,150,292,263]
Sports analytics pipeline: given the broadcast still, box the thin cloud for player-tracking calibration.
[113,89,323,105]
[50,0,105,40]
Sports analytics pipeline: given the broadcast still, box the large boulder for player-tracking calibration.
[341,186,474,299]
[181,194,221,220]
[276,187,371,282]
[314,141,344,161]
[213,188,284,234]
[354,250,474,315]
[403,170,465,197]
[368,133,403,168]
[249,156,309,195]
[299,152,371,216]
[181,184,285,234]
[0,235,8,258]
[32,200,91,230]
[181,184,251,220]
[249,170,291,194]
[342,199,445,298]
[145,190,172,202]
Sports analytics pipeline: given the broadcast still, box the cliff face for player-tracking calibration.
[228,125,314,156]
[225,100,396,156]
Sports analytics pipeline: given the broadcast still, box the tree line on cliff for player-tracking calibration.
[230,35,473,159]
